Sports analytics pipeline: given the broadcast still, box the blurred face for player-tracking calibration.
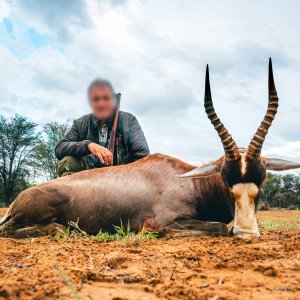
[89,85,115,120]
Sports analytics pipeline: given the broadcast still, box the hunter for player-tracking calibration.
[55,79,150,177]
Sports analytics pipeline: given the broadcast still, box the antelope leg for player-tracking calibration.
[160,219,229,237]
[0,222,65,239]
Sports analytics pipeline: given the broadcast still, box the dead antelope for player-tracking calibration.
[1,58,299,239]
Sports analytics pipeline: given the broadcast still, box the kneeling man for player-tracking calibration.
[55,79,150,177]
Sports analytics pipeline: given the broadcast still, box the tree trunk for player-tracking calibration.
[4,190,11,206]
[4,184,13,206]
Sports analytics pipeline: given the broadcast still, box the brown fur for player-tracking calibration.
[0,154,231,238]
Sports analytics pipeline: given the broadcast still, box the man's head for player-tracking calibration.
[88,78,115,121]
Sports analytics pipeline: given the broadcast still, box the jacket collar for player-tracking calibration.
[92,113,114,129]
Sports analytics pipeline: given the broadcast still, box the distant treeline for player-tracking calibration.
[0,114,69,206]
[260,173,300,210]
[0,114,299,209]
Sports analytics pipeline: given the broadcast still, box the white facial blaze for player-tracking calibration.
[241,151,247,176]
[231,183,260,237]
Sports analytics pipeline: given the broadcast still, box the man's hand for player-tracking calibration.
[88,143,113,165]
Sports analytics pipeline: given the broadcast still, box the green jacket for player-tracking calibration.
[55,112,150,167]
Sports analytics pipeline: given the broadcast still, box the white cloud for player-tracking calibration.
[0,1,10,21]
[0,0,300,165]
[264,141,300,159]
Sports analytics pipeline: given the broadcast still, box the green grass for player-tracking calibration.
[55,219,158,244]
[258,217,300,231]
[97,221,158,245]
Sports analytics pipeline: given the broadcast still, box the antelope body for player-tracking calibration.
[1,59,299,239]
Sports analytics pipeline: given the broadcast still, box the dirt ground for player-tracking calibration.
[0,209,299,300]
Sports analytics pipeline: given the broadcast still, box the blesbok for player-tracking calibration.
[1,58,299,239]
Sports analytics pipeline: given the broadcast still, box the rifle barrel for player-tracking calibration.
[108,93,121,165]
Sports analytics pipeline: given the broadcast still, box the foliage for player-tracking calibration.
[0,115,38,205]
[260,173,300,209]
[32,121,69,180]
[260,174,282,209]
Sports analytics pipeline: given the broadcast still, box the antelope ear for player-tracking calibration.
[264,158,300,171]
[177,163,220,178]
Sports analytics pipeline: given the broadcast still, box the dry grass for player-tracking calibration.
[257,210,300,231]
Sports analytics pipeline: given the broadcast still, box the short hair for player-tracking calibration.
[87,78,115,96]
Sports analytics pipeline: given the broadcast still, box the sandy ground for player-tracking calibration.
[0,209,299,300]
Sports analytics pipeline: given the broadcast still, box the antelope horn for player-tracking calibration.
[246,58,279,160]
[204,65,240,161]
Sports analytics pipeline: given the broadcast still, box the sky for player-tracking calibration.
[0,0,300,166]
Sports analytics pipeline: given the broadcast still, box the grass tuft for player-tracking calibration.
[55,219,158,244]
[55,225,71,241]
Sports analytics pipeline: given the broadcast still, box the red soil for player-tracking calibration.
[0,209,299,300]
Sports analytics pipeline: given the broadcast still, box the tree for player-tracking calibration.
[260,172,300,209]
[260,173,282,209]
[32,121,69,180]
[0,115,38,205]
[280,174,300,208]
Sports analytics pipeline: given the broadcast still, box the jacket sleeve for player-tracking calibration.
[127,115,150,162]
[55,121,93,160]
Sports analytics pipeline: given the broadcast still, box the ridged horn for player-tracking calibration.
[246,58,279,160]
[204,65,240,161]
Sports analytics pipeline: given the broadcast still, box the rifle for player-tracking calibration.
[108,93,121,165]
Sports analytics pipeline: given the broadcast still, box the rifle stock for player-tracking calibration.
[108,93,121,165]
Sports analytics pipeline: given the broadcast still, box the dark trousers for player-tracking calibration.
[57,156,89,177]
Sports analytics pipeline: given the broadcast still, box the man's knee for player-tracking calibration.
[57,156,88,177]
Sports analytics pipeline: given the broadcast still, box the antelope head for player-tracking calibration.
[180,58,300,238]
